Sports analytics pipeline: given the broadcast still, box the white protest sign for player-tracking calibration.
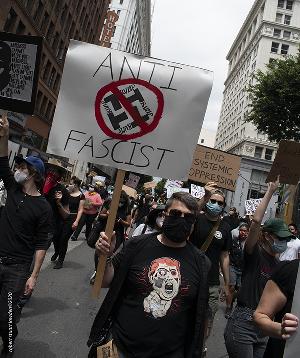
[92,175,106,185]
[0,32,42,114]
[167,187,189,198]
[47,41,213,180]
[284,263,300,358]
[125,173,140,189]
[191,184,205,199]
[165,179,183,189]
[8,140,20,168]
[245,199,262,215]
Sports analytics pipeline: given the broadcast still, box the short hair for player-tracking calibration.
[27,165,45,191]
[211,189,226,207]
[239,223,249,230]
[289,223,298,230]
[165,192,199,215]
[72,177,81,187]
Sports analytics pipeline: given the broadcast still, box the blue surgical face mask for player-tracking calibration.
[271,239,287,254]
[206,201,223,217]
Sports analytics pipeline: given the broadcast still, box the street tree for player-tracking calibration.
[246,51,300,142]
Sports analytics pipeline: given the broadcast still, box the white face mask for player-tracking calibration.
[14,170,28,184]
[156,216,164,228]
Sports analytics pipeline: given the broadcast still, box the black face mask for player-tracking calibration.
[162,215,194,243]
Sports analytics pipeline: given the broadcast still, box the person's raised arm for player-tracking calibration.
[0,113,9,157]
[254,280,298,339]
[197,182,218,211]
[245,177,279,254]
[95,232,117,288]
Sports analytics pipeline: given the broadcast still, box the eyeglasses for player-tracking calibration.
[168,209,196,222]
[210,199,224,206]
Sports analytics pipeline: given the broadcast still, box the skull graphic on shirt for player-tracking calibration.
[144,257,181,318]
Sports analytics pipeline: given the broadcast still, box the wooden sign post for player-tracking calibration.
[92,169,126,298]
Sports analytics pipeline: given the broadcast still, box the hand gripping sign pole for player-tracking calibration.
[92,169,125,298]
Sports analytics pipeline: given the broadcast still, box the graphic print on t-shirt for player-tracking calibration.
[143,257,181,319]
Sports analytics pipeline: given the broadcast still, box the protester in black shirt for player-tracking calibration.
[223,207,241,231]
[225,223,249,318]
[88,192,210,358]
[0,114,52,357]
[224,177,293,358]
[254,259,299,358]
[43,159,70,263]
[190,183,230,347]
[53,177,85,269]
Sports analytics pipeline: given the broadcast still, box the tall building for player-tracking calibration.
[215,0,300,159]
[0,0,109,153]
[215,0,300,216]
[101,0,151,56]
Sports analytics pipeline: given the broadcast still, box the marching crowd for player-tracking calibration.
[0,112,299,358]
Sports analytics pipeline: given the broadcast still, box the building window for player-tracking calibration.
[36,90,43,110]
[271,42,280,53]
[52,32,59,50]
[286,0,294,10]
[254,146,263,158]
[45,101,53,120]
[281,44,289,55]
[24,0,35,12]
[120,0,124,4]
[284,14,291,25]
[43,60,51,81]
[48,68,56,88]
[276,12,283,22]
[273,28,281,37]
[278,0,285,7]
[53,74,61,92]
[40,96,47,115]
[46,21,54,41]
[265,148,274,160]
[4,8,18,32]
[16,20,26,35]
[200,139,204,144]
[283,30,291,39]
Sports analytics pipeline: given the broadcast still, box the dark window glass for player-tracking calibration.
[4,8,18,32]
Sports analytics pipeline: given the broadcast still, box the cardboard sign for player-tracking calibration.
[0,32,42,114]
[284,263,300,357]
[143,181,157,189]
[165,179,183,189]
[245,199,262,215]
[122,184,137,199]
[191,184,205,199]
[266,141,300,185]
[47,41,213,180]
[125,173,140,189]
[188,145,241,191]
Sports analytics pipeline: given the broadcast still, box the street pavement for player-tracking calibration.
[1,236,228,358]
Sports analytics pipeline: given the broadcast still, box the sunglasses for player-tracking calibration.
[210,199,224,206]
[168,209,196,222]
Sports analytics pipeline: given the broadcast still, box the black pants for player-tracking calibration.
[57,215,77,263]
[52,221,64,256]
[0,262,30,350]
[73,213,97,240]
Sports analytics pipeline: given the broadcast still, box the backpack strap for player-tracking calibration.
[200,218,221,252]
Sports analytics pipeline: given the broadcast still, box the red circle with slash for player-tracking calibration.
[94,78,164,140]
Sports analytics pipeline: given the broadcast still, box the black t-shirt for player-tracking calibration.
[45,183,69,226]
[0,156,53,263]
[237,244,278,310]
[263,259,300,358]
[112,235,200,358]
[69,193,85,213]
[222,215,240,231]
[229,235,244,271]
[190,213,231,285]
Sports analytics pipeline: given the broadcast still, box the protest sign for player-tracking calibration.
[165,179,183,189]
[125,173,140,189]
[167,187,189,198]
[266,141,300,185]
[143,181,157,189]
[92,175,106,185]
[188,145,241,191]
[245,199,262,215]
[0,32,42,114]
[8,140,20,168]
[47,40,213,180]
[190,184,205,199]
[122,184,137,199]
[284,263,300,358]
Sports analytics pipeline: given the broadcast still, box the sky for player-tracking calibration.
[151,0,255,133]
